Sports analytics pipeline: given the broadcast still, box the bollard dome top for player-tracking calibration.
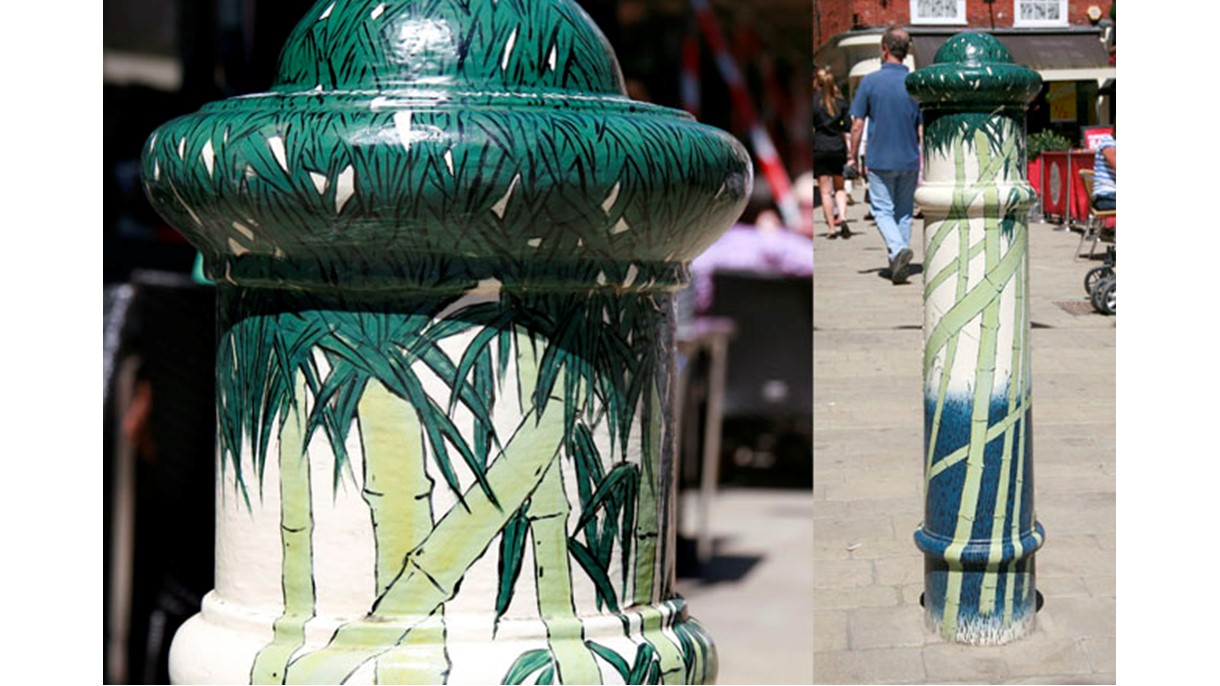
[932,31,1014,67]
[141,0,752,291]
[905,32,1041,108]
[272,0,626,95]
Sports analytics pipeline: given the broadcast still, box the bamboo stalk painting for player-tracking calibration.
[906,33,1047,645]
[141,1,749,682]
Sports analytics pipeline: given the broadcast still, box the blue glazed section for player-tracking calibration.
[922,394,970,537]
[922,558,1037,633]
[916,386,1043,640]
[918,388,1039,557]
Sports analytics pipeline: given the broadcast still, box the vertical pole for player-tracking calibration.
[907,33,1046,645]
[141,1,751,682]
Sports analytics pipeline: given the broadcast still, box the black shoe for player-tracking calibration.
[890,248,913,285]
[839,221,852,239]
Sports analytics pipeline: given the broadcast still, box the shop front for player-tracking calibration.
[814,26,1116,144]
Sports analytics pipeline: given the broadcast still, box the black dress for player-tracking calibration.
[812,96,850,177]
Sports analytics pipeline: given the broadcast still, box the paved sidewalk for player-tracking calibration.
[811,192,1116,684]
[676,487,815,685]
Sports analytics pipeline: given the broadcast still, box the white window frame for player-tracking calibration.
[909,0,967,25]
[1013,0,1069,28]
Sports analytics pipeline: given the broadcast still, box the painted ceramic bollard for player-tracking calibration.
[141,1,751,683]
[907,33,1046,645]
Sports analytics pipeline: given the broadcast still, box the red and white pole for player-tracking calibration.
[690,0,799,229]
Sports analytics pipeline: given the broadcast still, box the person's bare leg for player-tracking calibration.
[818,174,838,236]
[833,176,848,224]
[833,175,850,237]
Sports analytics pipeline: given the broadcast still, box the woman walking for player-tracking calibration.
[813,68,852,238]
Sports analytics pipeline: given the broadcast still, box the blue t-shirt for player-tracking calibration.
[850,63,922,171]
[1092,135,1116,198]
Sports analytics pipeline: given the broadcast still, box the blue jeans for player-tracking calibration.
[868,169,919,260]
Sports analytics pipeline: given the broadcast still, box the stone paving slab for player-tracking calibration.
[812,189,1115,684]
[676,488,814,685]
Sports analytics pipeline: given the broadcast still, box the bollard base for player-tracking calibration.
[170,592,717,684]
[924,610,1035,646]
[921,557,1040,646]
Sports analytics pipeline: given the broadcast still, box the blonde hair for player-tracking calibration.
[817,70,840,117]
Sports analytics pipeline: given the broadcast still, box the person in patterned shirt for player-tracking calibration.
[1092,134,1116,211]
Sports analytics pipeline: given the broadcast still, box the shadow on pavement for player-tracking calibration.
[874,263,925,280]
[676,539,763,585]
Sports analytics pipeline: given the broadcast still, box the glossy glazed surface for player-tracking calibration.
[148,2,743,683]
[910,32,1045,646]
[142,0,751,291]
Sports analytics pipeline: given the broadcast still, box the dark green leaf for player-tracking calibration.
[574,462,640,531]
[502,649,552,685]
[567,539,619,612]
[620,477,637,589]
[644,658,661,684]
[585,641,630,681]
[448,321,507,414]
[417,342,495,424]
[495,507,530,624]
[628,642,658,684]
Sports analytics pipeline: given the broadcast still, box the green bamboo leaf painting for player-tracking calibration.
[628,641,661,684]
[503,649,554,685]
[585,641,631,681]
[574,462,641,532]
[495,506,532,625]
[568,538,621,613]
[906,33,1044,643]
[144,1,745,680]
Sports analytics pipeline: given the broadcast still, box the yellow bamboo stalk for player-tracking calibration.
[373,617,449,685]
[284,333,566,684]
[633,384,662,607]
[358,379,448,683]
[636,383,685,684]
[979,267,1026,616]
[1004,281,1035,624]
[941,131,1003,639]
[251,372,315,684]
[359,379,433,594]
[925,170,974,477]
[528,461,602,683]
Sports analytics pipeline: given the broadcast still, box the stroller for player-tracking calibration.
[1078,169,1115,315]
[1085,245,1115,316]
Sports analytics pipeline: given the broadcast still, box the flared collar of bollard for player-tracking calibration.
[905,32,1041,108]
[140,0,752,292]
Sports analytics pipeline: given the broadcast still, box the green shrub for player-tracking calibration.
[1027,130,1072,160]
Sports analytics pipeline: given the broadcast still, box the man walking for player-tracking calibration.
[847,27,923,285]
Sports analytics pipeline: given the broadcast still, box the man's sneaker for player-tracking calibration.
[890,248,913,285]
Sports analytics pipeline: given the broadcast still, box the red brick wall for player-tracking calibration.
[814,1,856,48]
[816,1,1113,50]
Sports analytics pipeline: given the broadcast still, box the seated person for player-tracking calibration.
[1092,134,1116,211]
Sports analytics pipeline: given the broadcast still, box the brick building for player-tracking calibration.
[813,0,1116,140]
[815,1,1114,48]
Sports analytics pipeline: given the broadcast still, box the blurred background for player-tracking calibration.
[103,1,814,683]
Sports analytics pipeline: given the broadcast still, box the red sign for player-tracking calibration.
[1082,126,1115,150]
